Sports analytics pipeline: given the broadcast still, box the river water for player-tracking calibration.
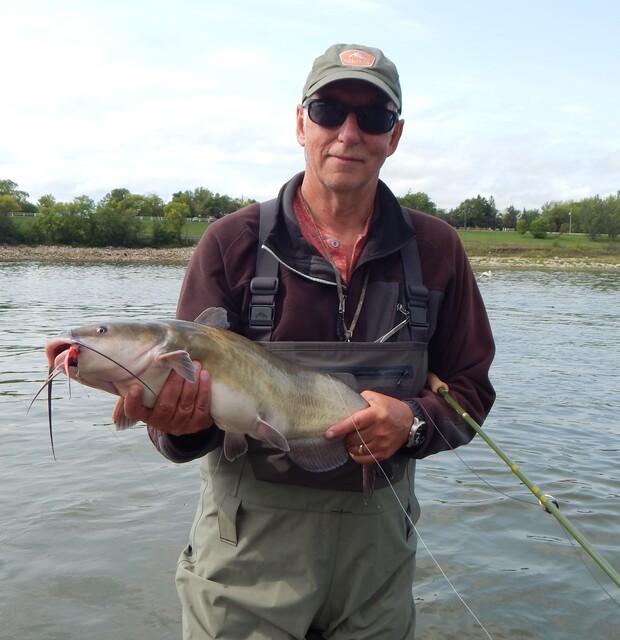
[0,261,618,639]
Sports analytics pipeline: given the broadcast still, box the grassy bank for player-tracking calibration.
[2,228,619,270]
[458,229,618,257]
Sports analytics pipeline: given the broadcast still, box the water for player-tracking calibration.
[1,262,619,639]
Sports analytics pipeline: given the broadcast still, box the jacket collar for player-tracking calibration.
[264,172,417,284]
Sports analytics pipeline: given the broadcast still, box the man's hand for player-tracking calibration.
[114,361,214,436]
[324,391,414,463]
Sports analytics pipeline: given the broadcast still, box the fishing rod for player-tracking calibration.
[427,373,620,591]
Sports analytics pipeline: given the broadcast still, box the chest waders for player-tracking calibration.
[244,199,430,491]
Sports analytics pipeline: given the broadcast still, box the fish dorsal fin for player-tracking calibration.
[157,350,196,382]
[194,307,230,329]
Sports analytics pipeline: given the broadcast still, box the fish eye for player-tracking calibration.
[96,325,108,334]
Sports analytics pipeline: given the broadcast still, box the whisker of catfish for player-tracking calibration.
[28,365,66,413]
[74,343,157,397]
[48,371,56,460]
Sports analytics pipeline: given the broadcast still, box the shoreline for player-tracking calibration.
[1,244,619,271]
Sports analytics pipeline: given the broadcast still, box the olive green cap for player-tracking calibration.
[302,44,402,112]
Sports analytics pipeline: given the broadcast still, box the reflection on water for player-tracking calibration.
[1,262,619,639]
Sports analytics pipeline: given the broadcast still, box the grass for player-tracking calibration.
[457,229,618,259]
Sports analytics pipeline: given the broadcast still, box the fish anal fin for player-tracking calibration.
[194,307,230,330]
[223,432,248,461]
[287,438,349,473]
[157,350,196,382]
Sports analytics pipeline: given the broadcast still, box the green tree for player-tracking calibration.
[0,179,36,212]
[541,201,577,234]
[172,187,254,219]
[529,217,550,239]
[0,194,23,243]
[602,192,620,243]
[33,194,94,245]
[451,195,498,229]
[172,187,215,218]
[124,193,164,218]
[501,205,519,230]
[516,208,541,234]
[397,191,438,215]
[152,201,189,246]
[92,194,142,247]
[581,196,606,240]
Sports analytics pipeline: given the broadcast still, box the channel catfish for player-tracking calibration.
[44,308,372,491]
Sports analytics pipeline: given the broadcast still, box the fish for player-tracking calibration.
[43,307,374,495]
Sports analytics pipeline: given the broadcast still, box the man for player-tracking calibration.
[122,44,495,640]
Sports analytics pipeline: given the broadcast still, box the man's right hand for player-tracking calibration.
[116,361,214,436]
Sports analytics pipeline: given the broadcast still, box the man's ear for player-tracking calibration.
[387,118,404,158]
[296,104,306,147]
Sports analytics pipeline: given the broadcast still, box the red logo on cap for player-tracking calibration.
[339,49,376,67]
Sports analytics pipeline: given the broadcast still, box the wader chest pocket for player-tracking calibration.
[321,365,414,398]
[260,341,428,399]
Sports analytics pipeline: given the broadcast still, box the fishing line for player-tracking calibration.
[422,408,620,607]
[424,411,536,506]
[327,375,495,639]
[429,376,620,595]
[358,435,494,638]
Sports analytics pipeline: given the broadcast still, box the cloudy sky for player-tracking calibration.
[2,0,618,212]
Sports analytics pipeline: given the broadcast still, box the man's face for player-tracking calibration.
[296,79,404,195]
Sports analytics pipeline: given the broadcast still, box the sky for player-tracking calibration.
[1,0,619,212]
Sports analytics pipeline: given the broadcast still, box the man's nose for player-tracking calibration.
[337,111,362,143]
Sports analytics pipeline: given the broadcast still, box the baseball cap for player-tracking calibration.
[302,44,402,113]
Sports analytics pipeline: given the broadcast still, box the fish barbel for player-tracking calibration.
[44,307,370,482]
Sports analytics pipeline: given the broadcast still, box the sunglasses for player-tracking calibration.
[302,99,399,135]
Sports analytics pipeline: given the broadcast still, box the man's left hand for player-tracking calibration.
[324,391,414,463]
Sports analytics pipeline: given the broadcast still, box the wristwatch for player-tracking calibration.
[403,400,428,448]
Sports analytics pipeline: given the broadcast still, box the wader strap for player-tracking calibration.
[248,199,279,341]
[400,206,429,342]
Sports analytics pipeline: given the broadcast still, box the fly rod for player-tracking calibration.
[427,373,620,590]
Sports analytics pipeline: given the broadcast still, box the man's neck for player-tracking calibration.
[299,179,376,240]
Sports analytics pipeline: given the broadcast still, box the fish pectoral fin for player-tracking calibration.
[112,400,137,430]
[157,350,196,382]
[254,419,290,452]
[223,432,248,461]
[287,438,349,473]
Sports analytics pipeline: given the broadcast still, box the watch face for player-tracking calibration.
[413,424,427,446]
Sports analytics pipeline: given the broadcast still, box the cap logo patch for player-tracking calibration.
[339,49,376,67]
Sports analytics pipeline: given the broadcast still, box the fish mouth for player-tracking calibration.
[45,338,79,370]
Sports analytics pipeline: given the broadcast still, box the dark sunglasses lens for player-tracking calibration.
[307,101,347,127]
[306,101,396,134]
[356,107,397,134]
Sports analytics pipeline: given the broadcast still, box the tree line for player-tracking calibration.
[400,190,619,241]
[1,178,618,248]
